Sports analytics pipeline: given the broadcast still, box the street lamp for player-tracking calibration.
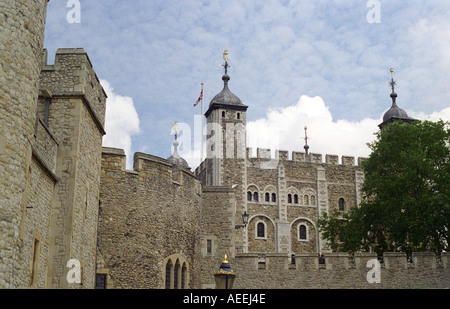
[235,211,249,229]
[214,254,236,289]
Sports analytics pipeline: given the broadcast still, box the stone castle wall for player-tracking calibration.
[230,251,450,289]
[196,147,366,255]
[245,151,364,254]
[198,186,237,289]
[98,148,203,288]
[0,45,106,288]
[1,2,106,288]
[35,48,106,288]
[1,1,448,290]
[0,0,50,288]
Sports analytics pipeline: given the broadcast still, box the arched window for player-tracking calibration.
[174,259,180,289]
[304,195,309,205]
[299,224,307,240]
[253,192,259,202]
[271,193,276,203]
[257,222,265,238]
[294,194,299,204]
[181,263,187,289]
[247,191,252,201]
[288,194,292,204]
[165,260,172,289]
[339,198,345,211]
[222,111,225,118]
[265,192,270,202]
[310,195,316,205]
[237,112,240,120]
[163,254,189,289]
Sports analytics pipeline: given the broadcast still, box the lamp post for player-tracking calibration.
[214,255,236,289]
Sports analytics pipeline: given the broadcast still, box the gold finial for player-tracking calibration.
[222,254,228,263]
[171,121,178,137]
[223,50,229,62]
[388,67,397,94]
[221,50,231,75]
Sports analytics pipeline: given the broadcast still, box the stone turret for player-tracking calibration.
[0,0,49,288]
[38,48,107,288]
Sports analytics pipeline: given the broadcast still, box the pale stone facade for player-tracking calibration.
[1,2,106,287]
[97,149,202,289]
[0,0,50,288]
[0,1,448,289]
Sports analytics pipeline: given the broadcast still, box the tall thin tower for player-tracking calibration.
[0,0,49,288]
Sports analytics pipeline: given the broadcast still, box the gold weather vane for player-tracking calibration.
[220,49,232,74]
[171,121,179,138]
[223,50,229,62]
[388,68,397,93]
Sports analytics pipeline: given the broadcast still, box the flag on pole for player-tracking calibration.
[194,89,203,107]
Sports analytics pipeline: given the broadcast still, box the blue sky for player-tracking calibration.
[43,1,450,169]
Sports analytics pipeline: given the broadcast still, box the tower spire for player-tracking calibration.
[222,49,230,75]
[389,68,398,106]
[379,68,415,130]
[303,126,309,155]
[389,68,396,93]
[167,121,190,168]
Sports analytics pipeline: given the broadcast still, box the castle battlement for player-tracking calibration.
[194,147,367,181]
[245,147,367,166]
[39,48,107,133]
[101,147,198,187]
[229,251,450,288]
[234,251,449,271]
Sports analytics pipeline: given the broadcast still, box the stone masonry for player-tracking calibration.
[0,1,448,289]
[0,30,106,288]
[0,0,49,288]
[97,148,203,288]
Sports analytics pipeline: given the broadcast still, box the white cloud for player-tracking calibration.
[184,95,450,170]
[101,79,140,168]
[44,1,450,169]
[410,107,450,123]
[246,95,380,161]
[246,95,450,163]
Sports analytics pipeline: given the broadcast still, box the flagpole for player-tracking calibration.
[200,82,204,163]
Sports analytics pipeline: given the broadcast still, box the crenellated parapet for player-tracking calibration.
[102,147,199,188]
[98,147,203,288]
[39,48,107,134]
[246,147,367,166]
[230,251,450,289]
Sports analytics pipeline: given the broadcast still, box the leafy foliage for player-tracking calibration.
[318,120,450,257]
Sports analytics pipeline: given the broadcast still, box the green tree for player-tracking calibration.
[318,120,450,257]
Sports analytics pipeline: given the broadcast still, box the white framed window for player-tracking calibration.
[298,223,308,241]
[255,221,267,239]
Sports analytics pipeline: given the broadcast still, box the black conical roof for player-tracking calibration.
[382,92,410,122]
[205,74,248,117]
[209,74,245,108]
